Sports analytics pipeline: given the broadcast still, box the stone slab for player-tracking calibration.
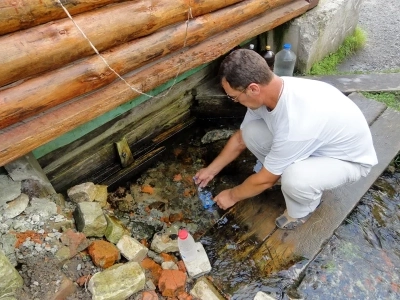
[304,73,400,94]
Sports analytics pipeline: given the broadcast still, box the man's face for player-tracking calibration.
[221,78,260,109]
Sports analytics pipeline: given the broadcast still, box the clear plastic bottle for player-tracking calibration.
[260,45,275,71]
[274,43,297,76]
[197,187,215,210]
[177,229,197,262]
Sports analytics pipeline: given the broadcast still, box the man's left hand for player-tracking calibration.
[213,189,238,210]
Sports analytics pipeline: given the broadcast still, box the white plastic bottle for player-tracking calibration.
[177,229,197,262]
[274,43,297,76]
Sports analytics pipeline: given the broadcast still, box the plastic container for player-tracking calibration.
[260,45,275,71]
[197,187,215,210]
[178,229,197,262]
[274,43,297,76]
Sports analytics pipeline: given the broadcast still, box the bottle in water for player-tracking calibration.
[274,43,297,76]
[197,186,215,210]
[177,228,197,262]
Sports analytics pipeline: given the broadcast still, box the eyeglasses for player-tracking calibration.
[227,87,247,102]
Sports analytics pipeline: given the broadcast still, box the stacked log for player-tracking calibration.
[0,0,313,174]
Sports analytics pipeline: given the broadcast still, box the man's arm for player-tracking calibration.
[213,167,280,210]
[195,130,247,187]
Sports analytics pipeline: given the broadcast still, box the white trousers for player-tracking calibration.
[241,120,365,218]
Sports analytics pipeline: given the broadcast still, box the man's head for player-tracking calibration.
[218,49,274,91]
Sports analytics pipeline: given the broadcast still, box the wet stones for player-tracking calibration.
[73,202,107,237]
[88,261,145,300]
[190,276,225,300]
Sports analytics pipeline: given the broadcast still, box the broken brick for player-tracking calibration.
[88,240,120,268]
[158,269,187,298]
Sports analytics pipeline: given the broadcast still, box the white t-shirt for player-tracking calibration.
[240,77,378,176]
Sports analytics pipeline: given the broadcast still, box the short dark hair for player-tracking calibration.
[218,49,274,90]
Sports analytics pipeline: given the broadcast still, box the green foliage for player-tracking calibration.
[362,91,400,111]
[307,27,366,75]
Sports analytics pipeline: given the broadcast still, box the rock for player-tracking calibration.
[0,234,17,266]
[73,202,107,237]
[59,229,91,258]
[0,175,21,206]
[158,269,187,298]
[201,129,235,144]
[254,291,277,300]
[53,275,77,300]
[150,232,179,253]
[94,185,108,207]
[190,277,225,300]
[3,193,29,219]
[24,197,57,219]
[88,240,120,269]
[141,290,159,300]
[88,262,145,300]
[161,261,178,270]
[140,257,162,285]
[117,235,148,262]
[0,250,23,299]
[67,182,97,203]
[104,215,130,244]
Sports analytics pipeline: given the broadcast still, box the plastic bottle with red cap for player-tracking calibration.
[177,228,197,262]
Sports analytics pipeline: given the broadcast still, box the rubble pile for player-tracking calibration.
[0,128,249,299]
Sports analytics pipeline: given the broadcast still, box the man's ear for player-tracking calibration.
[247,83,260,95]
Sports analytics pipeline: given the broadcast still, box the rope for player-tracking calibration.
[56,0,193,100]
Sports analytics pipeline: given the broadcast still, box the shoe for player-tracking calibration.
[275,210,312,230]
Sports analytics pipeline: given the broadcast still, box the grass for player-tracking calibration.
[307,27,366,75]
[362,91,400,111]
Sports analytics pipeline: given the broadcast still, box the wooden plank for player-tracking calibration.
[252,107,400,275]
[0,1,310,167]
[0,0,292,129]
[0,0,244,88]
[48,101,192,192]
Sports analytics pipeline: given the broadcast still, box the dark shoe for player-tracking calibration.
[275,210,312,230]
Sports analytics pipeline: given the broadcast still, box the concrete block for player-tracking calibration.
[269,0,362,73]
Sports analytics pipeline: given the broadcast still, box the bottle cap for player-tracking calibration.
[283,43,291,49]
[249,44,255,50]
[178,229,189,239]
[266,45,271,50]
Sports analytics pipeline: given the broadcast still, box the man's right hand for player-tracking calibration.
[194,168,215,188]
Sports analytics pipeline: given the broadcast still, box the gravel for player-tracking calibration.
[337,0,400,73]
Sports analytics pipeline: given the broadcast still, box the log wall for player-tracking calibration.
[0,0,317,191]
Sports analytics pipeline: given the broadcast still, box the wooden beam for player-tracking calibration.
[0,0,129,36]
[0,0,293,129]
[0,0,243,87]
[0,1,310,167]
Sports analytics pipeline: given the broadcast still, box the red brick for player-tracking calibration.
[141,257,162,284]
[88,240,120,268]
[160,252,175,262]
[60,228,90,256]
[177,260,186,274]
[141,290,159,300]
[158,269,187,298]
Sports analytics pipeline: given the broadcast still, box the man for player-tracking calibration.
[194,49,378,230]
